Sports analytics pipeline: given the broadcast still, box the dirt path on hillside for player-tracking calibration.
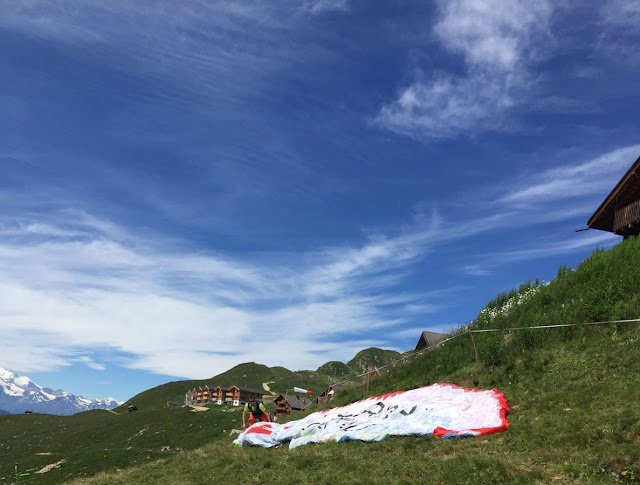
[262,381,276,395]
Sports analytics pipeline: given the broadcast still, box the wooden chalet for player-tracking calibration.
[316,384,342,404]
[185,385,263,406]
[414,330,447,352]
[237,387,265,405]
[588,154,640,239]
[219,386,240,405]
[273,394,311,419]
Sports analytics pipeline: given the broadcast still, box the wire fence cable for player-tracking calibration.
[299,317,640,411]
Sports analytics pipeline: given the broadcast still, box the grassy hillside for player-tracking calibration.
[66,322,640,485]
[0,405,243,485]
[0,349,391,484]
[3,236,640,484]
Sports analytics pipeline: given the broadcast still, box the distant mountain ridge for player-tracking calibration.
[0,367,119,415]
[316,360,352,377]
[346,347,402,375]
[123,347,402,411]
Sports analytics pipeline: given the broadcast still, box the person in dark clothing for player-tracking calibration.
[242,397,270,428]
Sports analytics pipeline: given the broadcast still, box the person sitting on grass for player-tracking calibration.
[242,397,270,429]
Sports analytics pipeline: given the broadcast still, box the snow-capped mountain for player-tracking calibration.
[0,367,119,415]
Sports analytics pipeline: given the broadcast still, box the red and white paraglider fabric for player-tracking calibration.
[234,383,509,449]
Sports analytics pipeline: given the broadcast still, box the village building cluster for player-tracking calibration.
[185,385,263,406]
[184,382,349,418]
[183,331,451,413]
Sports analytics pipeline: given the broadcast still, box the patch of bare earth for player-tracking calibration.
[189,405,209,412]
[35,459,67,474]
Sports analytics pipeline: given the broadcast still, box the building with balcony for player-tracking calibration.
[185,385,263,406]
[588,154,640,239]
[273,394,311,419]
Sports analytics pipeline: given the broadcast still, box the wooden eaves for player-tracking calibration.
[587,154,640,234]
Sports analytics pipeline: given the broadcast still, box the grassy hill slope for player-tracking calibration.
[70,324,640,485]
[0,350,393,484]
[0,405,244,485]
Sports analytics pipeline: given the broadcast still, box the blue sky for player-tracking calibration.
[1,0,639,402]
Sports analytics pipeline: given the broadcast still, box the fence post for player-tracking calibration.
[469,328,481,364]
[366,366,371,393]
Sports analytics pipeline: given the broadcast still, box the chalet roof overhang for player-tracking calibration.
[588,155,640,232]
[414,330,446,351]
[238,387,264,395]
[276,394,309,409]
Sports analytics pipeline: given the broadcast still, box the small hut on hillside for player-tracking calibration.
[414,331,447,353]
[316,384,342,404]
[588,154,640,239]
[273,394,311,419]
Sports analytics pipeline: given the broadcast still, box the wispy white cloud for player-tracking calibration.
[376,71,522,139]
[599,0,640,31]
[597,0,640,65]
[376,0,553,139]
[499,145,640,206]
[0,223,85,239]
[0,0,328,112]
[0,209,442,378]
[462,264,493,277]
[458,145,639,275]
[500,232,618,263]
[303,0,350,14]
[463,231,618,274]
[75,357,106,371]
[433,0,552,70]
